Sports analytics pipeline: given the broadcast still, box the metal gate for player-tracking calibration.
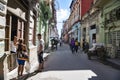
[105,30,120,58]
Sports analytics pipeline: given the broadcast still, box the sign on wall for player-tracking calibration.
[0,2,6,16]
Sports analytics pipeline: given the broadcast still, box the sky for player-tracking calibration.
[56,0,72,37]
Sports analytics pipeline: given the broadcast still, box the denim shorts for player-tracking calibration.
[37,51,44,63]
[17,59,25,65]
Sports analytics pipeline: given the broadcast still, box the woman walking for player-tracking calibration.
[16,39,28,77]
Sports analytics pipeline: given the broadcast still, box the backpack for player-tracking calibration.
[75,41,78,46]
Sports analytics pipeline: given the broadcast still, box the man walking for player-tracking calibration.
[37,34,44,72]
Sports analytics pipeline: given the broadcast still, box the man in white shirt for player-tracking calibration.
[37,33,44,72]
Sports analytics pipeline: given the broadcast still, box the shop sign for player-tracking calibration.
[0,16,5,27]
[0,2,6,15]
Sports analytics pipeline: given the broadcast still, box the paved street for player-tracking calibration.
[27,44,120,80]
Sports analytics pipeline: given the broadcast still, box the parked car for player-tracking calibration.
[87,43,106,60]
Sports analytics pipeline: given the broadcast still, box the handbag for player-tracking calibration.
[25,61,30,73]
[17,51,28,60]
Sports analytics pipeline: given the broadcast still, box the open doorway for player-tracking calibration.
[92,34,96,43]
[11,15,18,41]
[89,25,96,47]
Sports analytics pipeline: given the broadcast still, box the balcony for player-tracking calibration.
[94,0,112,8]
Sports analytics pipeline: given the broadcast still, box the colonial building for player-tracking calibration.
[95,0,120,58]
[81,0,101,48]
[0,0,39,79]
[66,0,93,46]
[0,0,7,79]
[67,0,80,42]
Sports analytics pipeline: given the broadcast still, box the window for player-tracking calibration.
[110,10,117,21]
[90,25,96,29]
[17,20,25,39]
[116,7,120,20]
[5,14,11,51]
[105,6,120,25]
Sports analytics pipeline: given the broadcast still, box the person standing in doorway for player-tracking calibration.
[10,36,18,69]
[37,34,44,72]
[85,42,89,53]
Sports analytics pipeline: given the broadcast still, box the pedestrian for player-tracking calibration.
[16,39,28,77]
[59,39,62,46]
[75,38,79,53]
[54,39,58,50]
[85,42,89,53]
[37,33,44,72]
[70,38,75,53]
[82,39,86,51]
[51,38,55,50]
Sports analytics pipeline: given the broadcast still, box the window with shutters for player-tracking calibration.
[17,20,24,39]
[5,14,11,51]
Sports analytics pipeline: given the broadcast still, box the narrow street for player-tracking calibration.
[27,44,120,80]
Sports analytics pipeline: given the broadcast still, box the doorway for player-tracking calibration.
[11,15,18,41]
[89,25,96,48]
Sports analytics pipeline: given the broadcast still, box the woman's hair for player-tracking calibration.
[17,39,23,52]
[37,33,41,36]
[18,39,23,44]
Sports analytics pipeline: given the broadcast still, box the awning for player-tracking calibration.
[7,6,27,21]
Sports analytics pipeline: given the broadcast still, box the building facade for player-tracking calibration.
[0,0,7,79]
[81,1,102,48]
[0,0,39,79]
[96,0,120,58]
[67,0,81,43]
[66,0,93,45]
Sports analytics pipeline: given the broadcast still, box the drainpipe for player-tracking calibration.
[25,1,31,57]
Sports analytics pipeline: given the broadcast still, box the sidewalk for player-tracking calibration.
[106,58,120,70]
[7,52,50,80]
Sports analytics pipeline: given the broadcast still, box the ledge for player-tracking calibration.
[0,0,7,5]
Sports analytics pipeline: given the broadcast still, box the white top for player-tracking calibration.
[89,43,104,51]
[37,39,44,52]
[10,41,16,52]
